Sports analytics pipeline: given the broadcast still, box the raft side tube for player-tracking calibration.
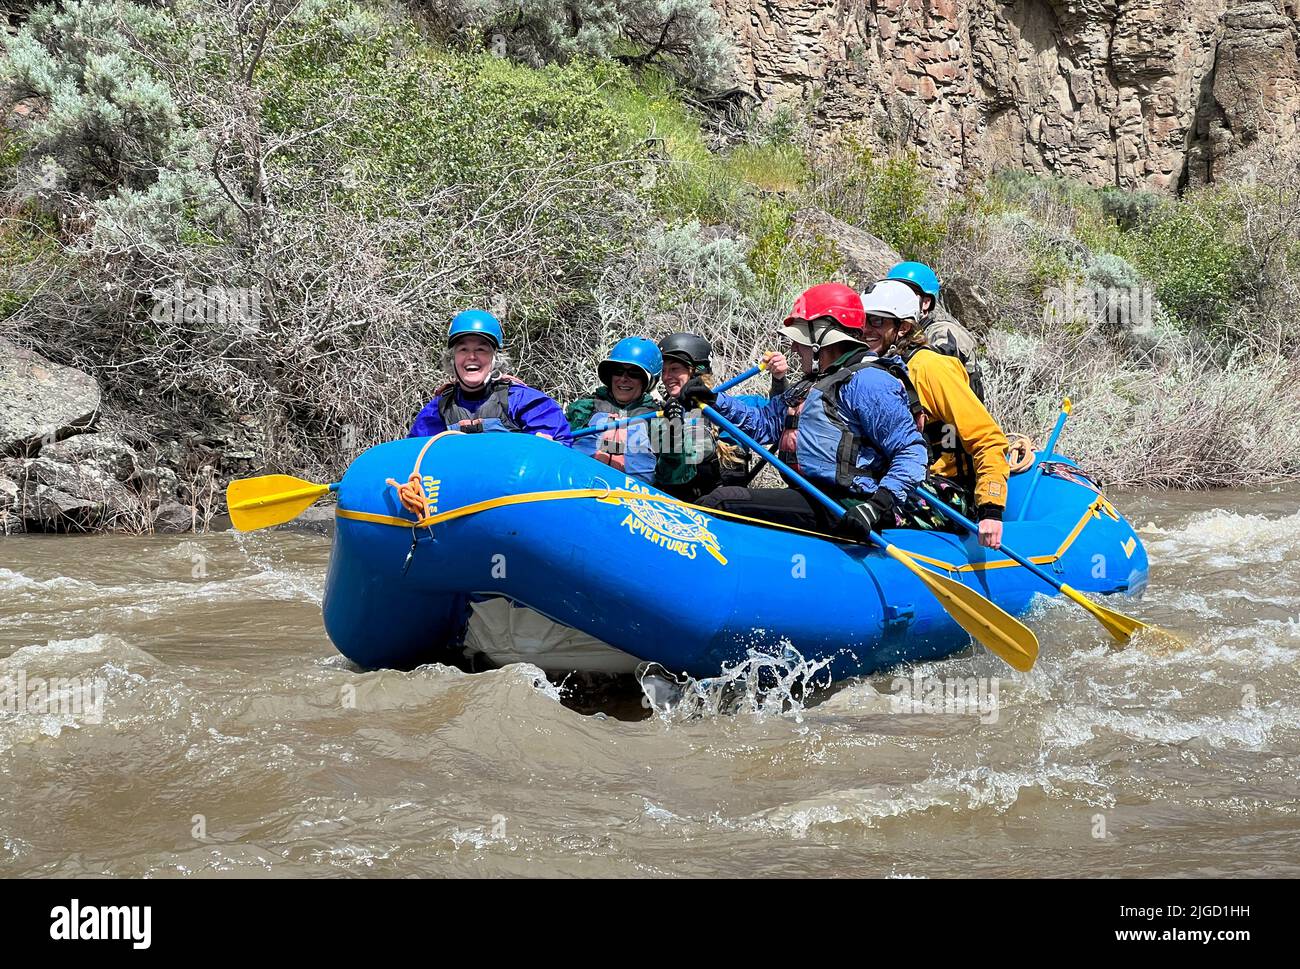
[321,433,1151,675]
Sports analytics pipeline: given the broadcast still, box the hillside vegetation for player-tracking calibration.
[3,0,1299,526]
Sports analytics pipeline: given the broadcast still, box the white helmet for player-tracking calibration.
[862,279,921,322]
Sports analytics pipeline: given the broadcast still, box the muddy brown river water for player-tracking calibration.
[2,486,1298,877]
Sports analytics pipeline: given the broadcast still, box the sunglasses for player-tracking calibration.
[606,365,644,379]
[864,315,898,329]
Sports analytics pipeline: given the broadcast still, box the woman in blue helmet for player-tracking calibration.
[565,337,663,484]
[391,309,572,515]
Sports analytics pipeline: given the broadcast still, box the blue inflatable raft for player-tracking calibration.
[321,432,1149,680]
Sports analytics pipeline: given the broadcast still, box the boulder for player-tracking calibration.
[789,207,903,289]
[939,274,996,335]
[788,206,974,330]
[134,463,181,502]
[279,501,336,536]
[39,432,138,482]
[0,338,101,456]
[2,455,138,531]
[150,501,195,534]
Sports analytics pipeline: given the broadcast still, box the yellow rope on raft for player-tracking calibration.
[340,486,839,542]
[338,485,1114,575]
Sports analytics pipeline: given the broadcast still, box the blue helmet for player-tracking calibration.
[448,309,504,349]
[598,336,663,391]
[887,262,941,301]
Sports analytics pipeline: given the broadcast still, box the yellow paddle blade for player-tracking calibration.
[226,474,332,532]
[883,543,1040,672]
[1059,584,1186,650]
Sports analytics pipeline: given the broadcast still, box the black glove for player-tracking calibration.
[677,376,717,410]
[833,490,895,540]
[661,395,684,423]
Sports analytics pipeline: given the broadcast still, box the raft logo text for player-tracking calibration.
[617,484,727,565]
[889,673,999,724]
[50,899,151,949]
[0,670,106,724]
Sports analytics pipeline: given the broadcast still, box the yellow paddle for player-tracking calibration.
[879,541,1039,671]
[698,405,1040,672]
[226,474,337,532]
[1056,582,1183,649]
[916,487,1183,650]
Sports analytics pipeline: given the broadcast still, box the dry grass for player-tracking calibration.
[985,328,1300,489]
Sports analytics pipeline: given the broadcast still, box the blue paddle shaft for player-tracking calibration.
[916,485,1066,594]
[1042,407,1070,459]
[572,364,764,439]
[1015,404,1070,519]
[700,405,851,525]
[569,410,660,438]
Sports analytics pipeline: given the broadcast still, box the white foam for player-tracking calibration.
[1144,508,1300,565]
[1039,702,1300,752]
[1,565,322,616]
[2,632,121,666]
[747,763,1111,839]
[639,641,833,724]
[0,568,89,595]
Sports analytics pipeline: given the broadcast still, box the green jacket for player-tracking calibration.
[566,386,712,487]
[565,386,653,429]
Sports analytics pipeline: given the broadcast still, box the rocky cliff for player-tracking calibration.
[716,0,1300,191]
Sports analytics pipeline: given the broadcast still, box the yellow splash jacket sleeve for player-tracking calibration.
[908,351,1011,513]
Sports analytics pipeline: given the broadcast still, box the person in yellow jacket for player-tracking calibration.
[859,279,1010,549]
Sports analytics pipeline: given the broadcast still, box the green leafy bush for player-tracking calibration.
[1099,186,1161,230]
[725,141,808,194]
[262,22,634,207]
[2,0,232,266]
[986,169,1125,254]
[259,10,647,327]
[0,210,62,324]
[599,66,746,223]
[807,143,946,264]
[442,0,735,91]
[745,198,840,297]
[2,2,208,203]
[1118,188,1247,332]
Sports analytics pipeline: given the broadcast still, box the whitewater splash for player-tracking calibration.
[637,641,834,722]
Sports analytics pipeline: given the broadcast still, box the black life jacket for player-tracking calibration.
[920,320,986,403]
[437,379,521,433]
[777,349,923,492]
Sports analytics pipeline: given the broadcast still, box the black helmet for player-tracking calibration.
[657,333,713,374]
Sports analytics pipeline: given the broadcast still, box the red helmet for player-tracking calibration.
[784,283,865,331]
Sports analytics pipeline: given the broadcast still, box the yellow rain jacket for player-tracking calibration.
[905,348,1010,516]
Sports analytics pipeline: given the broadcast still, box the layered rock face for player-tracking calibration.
[0,339,201,533]
[716,0,1300,191]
